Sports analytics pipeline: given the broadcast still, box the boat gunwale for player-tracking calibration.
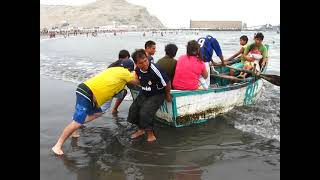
[170,77,258,98]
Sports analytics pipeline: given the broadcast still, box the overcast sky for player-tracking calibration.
[40,0,280,28]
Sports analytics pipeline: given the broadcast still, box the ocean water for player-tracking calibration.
[40,31,280,180]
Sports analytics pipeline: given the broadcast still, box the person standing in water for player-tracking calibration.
[127,49,171,142]
[145,40,156,63]
[103,50,134,114]
[51,58,138,155]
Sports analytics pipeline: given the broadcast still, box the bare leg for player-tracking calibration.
[112,99,124,114]
[84,113,103,123]
[230,69,235,76]
[112,90,127,114]
[229,69,236,84]
[146,130,156,142]
[52,121,82,155]
[71,113,103,138]
[130,129,145,139]
[71,129,80,138]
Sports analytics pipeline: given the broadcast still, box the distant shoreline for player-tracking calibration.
[40,29,278,39]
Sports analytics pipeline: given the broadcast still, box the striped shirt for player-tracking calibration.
[135,63,169,96]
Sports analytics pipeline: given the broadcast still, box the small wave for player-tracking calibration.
[230,82,280,141]
[235,122,280,141]
[40,54,106,81]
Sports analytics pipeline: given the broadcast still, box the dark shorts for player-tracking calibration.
[73,92,102,124]
[127,93,165,129]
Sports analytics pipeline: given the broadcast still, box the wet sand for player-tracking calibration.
[40,76,279,180]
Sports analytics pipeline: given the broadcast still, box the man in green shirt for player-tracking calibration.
[243,32,268,73]
[156,44,178,84]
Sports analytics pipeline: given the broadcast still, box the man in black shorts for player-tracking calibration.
[128,49,172,142]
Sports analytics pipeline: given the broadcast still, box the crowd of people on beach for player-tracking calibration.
[51,32,269,155]
[40,29,125,39]
[41,28,201,39]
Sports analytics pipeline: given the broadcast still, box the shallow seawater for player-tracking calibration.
[40,31,280,180]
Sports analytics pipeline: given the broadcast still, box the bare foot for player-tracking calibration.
[71,130,80,138]
[51,145,64,155]
[111,109,118,114]
[130,129,145,139]
[146,130,156,142]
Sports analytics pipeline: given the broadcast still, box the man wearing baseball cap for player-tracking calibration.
[52,50,138,155]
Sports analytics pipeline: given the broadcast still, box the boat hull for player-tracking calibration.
[130,78,264,127]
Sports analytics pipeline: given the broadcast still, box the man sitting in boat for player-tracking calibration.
[128,49,172,142]
[52,59,139,155]
[242,32,268,75]
[225,35,249,77]
[156,43,178,86]
[172,40,209,90]
[145,40,156,63]
[197,35,226,86]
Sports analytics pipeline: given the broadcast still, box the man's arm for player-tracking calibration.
[210,59,224,66]
[260,57,268,70]
[126,70,140,87]
[127,79,140,86]
[225,47,244,61]
[219,55,225,65]
[260,46,269,70]
[164,82,172,102]
[153,64,172,102]
[225,52,240,62]
[210,56,226,66]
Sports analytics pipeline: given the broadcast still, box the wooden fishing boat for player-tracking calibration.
[130,47,270,127]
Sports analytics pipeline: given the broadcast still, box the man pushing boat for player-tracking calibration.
[52,56,139,155]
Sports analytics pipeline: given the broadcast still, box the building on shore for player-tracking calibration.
[190,20,242,30]
[243,24,280,31]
